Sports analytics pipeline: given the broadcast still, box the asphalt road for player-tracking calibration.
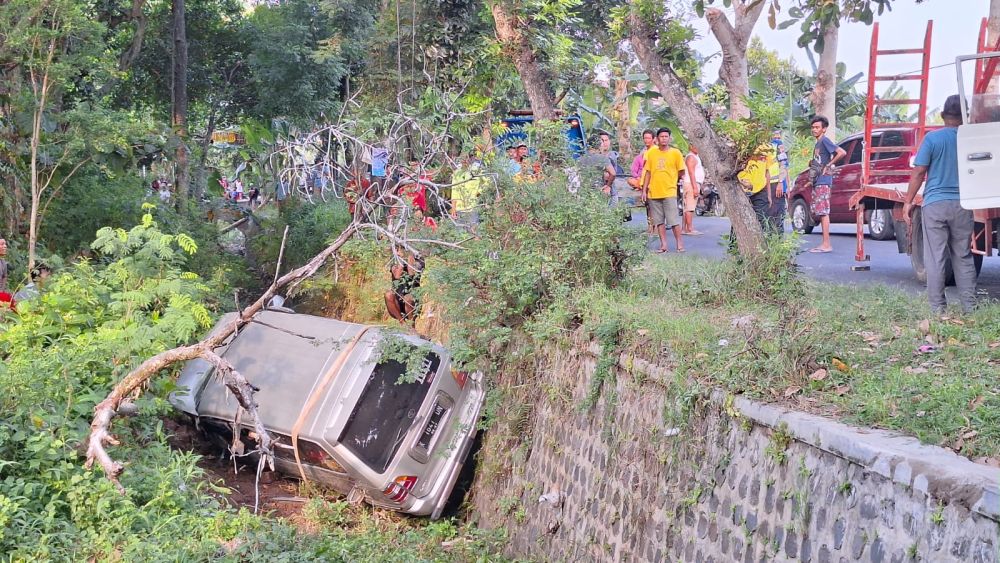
[627,211,1000,301]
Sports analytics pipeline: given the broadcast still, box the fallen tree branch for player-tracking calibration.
[85,223,360,491]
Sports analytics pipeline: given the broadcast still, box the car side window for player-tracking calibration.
[845,140,864,165]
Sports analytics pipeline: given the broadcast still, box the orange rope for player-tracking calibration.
[291,326,374,484]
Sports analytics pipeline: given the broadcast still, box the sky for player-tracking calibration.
[688,0,993,132]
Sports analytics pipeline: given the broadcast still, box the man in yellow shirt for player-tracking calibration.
[642,127,686,253]
[737,145,773,232]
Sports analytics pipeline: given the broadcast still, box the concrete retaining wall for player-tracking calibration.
[468,338,999,562]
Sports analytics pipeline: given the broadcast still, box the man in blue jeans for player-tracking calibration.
[903,95,977,314]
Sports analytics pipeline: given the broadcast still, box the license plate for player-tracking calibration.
[416,402,449,451]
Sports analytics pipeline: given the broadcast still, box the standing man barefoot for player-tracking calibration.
[682,146,705,235]
[642,128,686,253]
[808,116,846,253]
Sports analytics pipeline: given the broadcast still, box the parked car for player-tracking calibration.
[788,127,925,241]
[169,309,485,519]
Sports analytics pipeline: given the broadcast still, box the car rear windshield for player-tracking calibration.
[338,350,441,473]
[873,131,906,160]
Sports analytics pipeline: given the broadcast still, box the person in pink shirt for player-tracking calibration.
[629,129,655,182]
[629,130,656,235]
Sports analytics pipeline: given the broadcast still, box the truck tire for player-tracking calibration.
[868,209,895,241]
[910,213,983,286]
[791,198,814,234]
[909,208,927,284]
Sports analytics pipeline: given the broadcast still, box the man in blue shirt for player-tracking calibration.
[903,95,977,314]
[808,116,846,253]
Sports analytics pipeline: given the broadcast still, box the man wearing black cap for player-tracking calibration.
[903,95,977,314]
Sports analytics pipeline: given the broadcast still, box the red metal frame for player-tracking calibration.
[851,21,933,264]
[975,17,1000,95]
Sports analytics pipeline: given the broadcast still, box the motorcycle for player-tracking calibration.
[696,182,723,217]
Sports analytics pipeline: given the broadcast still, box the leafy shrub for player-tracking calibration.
[424,170,643,369]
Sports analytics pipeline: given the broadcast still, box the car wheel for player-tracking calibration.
[868,209,895,241]
[791,199,814,234]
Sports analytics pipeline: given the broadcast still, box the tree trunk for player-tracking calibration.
[612,77,632,160]
[628,10,765,261]
[171,0,190,202]
[809,25,839,139]
[490,1,557,120]
[988,0,1000,96]
[705,2,764,120]
[991,0,1000,44]
[194,101,218,200]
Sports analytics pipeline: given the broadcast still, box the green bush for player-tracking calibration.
[425,170,642,369]
[0,210,507,561]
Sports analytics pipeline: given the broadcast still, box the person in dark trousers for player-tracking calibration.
[903,95,977,314]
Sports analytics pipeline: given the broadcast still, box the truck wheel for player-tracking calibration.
[791,199,813,234]
[868,209,895,241]
[909,208,927,284]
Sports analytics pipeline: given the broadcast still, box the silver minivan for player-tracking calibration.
[169,309,485,518]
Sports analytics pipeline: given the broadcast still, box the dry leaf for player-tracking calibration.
[915,410,926,417]
[969,395,986,410]
[917,319,931,336]
[858,331,879,343]
[962,430,979,440]
[783,386,802,398]
[637,329,649,337]
[946,337,962,347]
[892,325,903,338]
[949,318,965,326]
[694,352,708,359]
[835,385,851,396]
[924,335,936,345]
[988,341,1000,349]
[954,436,965,451]
[903,366,928,374]
[831,358,850,372]
[809,368,828,381]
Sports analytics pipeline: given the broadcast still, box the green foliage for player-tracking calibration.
[251,198,352,277]
[425,169,642,370]
[714,94,786,170]
[0,213,507,560]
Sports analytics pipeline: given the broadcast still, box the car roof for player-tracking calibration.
[195,310,377,434]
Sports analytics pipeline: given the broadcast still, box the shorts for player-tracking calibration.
[683,181,698,212]
[811,184,831,217]
[648,197,679,228]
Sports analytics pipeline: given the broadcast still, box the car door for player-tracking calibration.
[830,138,863,222]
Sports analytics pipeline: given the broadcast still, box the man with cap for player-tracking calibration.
[903,95,977,314]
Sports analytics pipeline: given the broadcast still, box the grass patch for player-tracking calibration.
[567,253,1000,459]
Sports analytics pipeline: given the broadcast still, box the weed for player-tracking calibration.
[930,503,945,525]
[680,484,704,508]
[765,423,794,465]
[837,481,853,495]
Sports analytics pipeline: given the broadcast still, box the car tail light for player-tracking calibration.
[294,439,346,472]
[451,369,468,389]
[383,475,418,502]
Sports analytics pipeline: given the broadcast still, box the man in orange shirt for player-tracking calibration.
[642,128,686,253]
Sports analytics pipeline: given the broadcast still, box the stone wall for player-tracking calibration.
[468,338,1000,562]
